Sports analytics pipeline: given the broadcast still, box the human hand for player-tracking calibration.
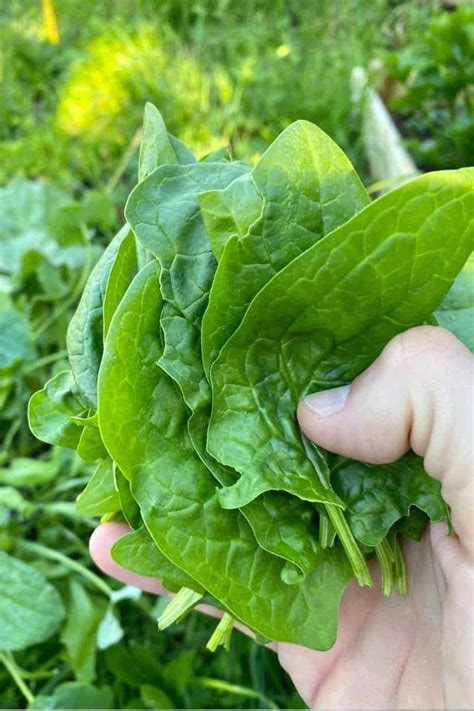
[90,326,474,710]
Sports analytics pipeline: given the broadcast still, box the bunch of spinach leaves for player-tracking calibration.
[29,103,474,652]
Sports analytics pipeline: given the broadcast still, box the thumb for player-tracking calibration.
[297,326,474,555]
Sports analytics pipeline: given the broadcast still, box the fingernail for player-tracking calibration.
[303,385,350,417]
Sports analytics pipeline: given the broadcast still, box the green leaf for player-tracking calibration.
[0,550,65,650]
[0,306,36,374]
[61,579,105,683]
[111,527,203,595]
[435,252,474,350]
[28,371,85,448]
[29,682,113,710]
[208,169,474,509]
[140,684,174,709]
[76,460,119,517]
[199,172,262,261]
[139,102,178,181]
[96,607,123,650]
[76,423,108,462]
[0,457,57,488]
[103,229,138,337]
[67,224,130,409]
[201,120,370,374]
[0,486,32,516]
[331,452,447,546]
[114,467,141,530]
[98,262,352,650]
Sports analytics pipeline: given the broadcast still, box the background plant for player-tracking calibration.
[0,0,471,708]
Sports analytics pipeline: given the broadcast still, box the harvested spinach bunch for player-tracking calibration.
[29,104,474,651]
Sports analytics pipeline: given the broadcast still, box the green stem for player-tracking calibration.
[157,587,203,630]
[302,438,372,586]
[0,653,34,705]
[17,540,113,599]
[206,612,235,652]
[393,535,408,596]
[319,512,336,548]
[375,539,394,597]
[326,505,372,587]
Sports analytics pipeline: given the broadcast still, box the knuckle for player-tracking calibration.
[382,326,465,371]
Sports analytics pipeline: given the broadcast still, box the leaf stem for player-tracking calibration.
[157,587,203,630]
[393,535,408,596]
[319,512,336,548]
[206,612,235,652]
[0,653,34,705]
[375,539,394,596]
[326,505,372,587]
[16,539,113,599]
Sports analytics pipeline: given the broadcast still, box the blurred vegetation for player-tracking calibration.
[0,0,471,708]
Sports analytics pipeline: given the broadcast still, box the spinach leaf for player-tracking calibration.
[0,550,65,651]
[98,262,352,649]
[28,370,85,449]
[103,229,138,337]
[435,253,474,351]
[114,467,141,530]
[208,169,474,511]
[201,121,370,375]
[67,225,130,408]
[76,460,119,517]
[111,527,204,595]
[331,452,447,547]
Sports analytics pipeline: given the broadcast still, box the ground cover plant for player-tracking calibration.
[29,104,474,652]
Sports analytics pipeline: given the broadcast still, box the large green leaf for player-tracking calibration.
[103,229,138,337]
[98,262,352,649]
[0,550,65,651]
[208,169,474,509]
[201,120,370,374]
[76,460,119,517]
[67,224,130,408]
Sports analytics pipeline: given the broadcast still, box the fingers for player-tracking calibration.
[298,326,474,554]
[89,522,168,595]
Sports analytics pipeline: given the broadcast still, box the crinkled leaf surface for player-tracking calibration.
[67,224,130,408]
[98,263,352,649]
[28,370,85,449]
[0,550,65,651]
[201,120,370,374]
[331,452,447,547]
[208,169,474,509]
[126,141,347,578]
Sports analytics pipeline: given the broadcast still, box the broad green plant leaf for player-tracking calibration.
[0,550,65,650]
[208,169,474,509]
[28,370,85,449]
[76,460,119,517]
[98,262,352,649]
[103,229,138,336]
[201,120,370,374]
[114,467,141,530]
[111,527,203,594]
[61,579,106,683]
[67,224,130,408]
